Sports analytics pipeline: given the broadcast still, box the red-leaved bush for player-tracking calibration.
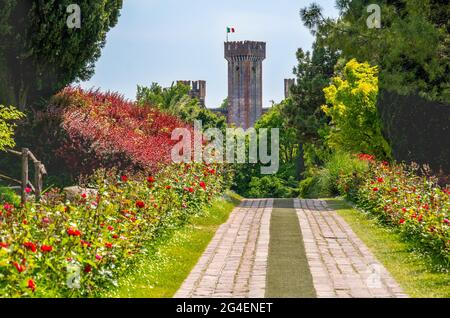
[52,87,190,176]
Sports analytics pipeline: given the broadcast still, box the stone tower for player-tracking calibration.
[177,80,206,107]
[284,78,296,99]
[225,41,266,129]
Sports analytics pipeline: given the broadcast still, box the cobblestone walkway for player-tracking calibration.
[295,199,408,298]
[175,198,407,298]
[174,199,273,298]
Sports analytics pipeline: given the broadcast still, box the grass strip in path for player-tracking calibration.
[326,198,450,298]
[102,193,242,298]
[266,199,316,298]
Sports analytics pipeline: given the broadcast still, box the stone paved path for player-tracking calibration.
[295,199,408,298]
[175,198,407,298]
[174,199,272,298]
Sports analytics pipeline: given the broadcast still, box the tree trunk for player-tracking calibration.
[296,143,305,180]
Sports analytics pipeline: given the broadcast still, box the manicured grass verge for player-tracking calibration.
[325,198,450,298]
[266,199,316,298]
[102,192,242,298]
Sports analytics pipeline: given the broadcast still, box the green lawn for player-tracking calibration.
[102,192,242,298]
[325,198,450,298]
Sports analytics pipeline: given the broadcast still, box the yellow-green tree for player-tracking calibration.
[322,59,391,159]
[0,105,24,151]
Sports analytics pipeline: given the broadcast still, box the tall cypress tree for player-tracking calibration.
[0,0,123,110]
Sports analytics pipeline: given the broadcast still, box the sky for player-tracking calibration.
[81,0,338,108]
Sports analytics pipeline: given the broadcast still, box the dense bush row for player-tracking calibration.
[304,153,450,262]
[0,163,225,297]
[2,88,190,186]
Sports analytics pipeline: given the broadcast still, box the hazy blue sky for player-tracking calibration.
[81,0,338,108]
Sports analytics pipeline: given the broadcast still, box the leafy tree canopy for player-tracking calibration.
[0,0,123,110]
[300,0,450,103]
[0,105,24,151]
[322,59,391,159]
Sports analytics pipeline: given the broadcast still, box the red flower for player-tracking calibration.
[402,207,407,213]
[84,265,92,273]
[444,218,450,225]
[147,176,155,183]
[418,215,423,222]
[136,200,145,209]
[105,242,113,249]
[0,242,8,249]
[112,234,119,239]
[25,187,32,194]
[121,175,128,182]
[199,182,206,190]
[372,187,379,192]
[187,187,194,193]
[422,204,429,210]
[81,193,87,199]
[391,187,398,192]
[22,219,28,225]
[376,177,384,183]
[107,225,114,231]
[3,203,13,211]
[23,242,37,253]
[13,262,25,273]
[27,279,36,292]
[67,227,81,237]
[165,185,171,189]
[40,245,53,253]
[399,219,405,224]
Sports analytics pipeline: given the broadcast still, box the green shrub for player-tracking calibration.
[0,187,20,207]
[300,152,369,198]
[246,175,298,198]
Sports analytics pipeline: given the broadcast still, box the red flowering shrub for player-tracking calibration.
[338,158,450,262]
[0,162,225,297]
[57,87,191,176]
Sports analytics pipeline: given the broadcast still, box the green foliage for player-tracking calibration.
[255,102,298,164]
[299,151,369,198]
[0,105,24,151]
[0,1,123,110]
[282,39,339,175]
[322,59,391,159]
[300,0,450,103]
[232,102,299,198]
[0,187,20,207]
[136,82,226,131]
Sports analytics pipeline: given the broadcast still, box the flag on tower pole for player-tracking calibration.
[226,27,235,42]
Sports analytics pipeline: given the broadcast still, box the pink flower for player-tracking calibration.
[444,219,450,225]
[95,254,102,260]
[25,187,32,194]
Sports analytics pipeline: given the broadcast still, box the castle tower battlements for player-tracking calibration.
[225,41,266,129]
[177,80,206,107]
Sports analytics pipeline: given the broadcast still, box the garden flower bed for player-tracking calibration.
[0,163,225,297]
[338,156,450,263]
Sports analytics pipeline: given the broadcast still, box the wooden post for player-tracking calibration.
[21,148,29,204]
[34,161,42,202]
